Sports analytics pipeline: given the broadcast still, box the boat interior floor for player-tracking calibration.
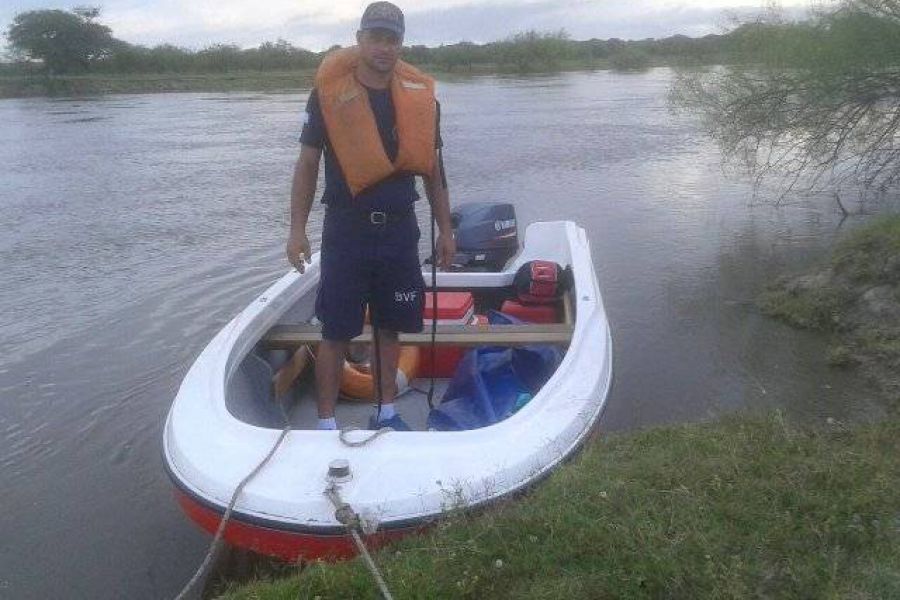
[226,287,575,432]
[227,356,450,432]
[288,377,450,432]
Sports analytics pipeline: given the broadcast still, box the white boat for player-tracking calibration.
[163,220,612,560]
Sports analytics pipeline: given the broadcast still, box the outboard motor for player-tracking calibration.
[448,203,518,272]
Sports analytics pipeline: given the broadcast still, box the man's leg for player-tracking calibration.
[313,219,366,429]
[374,329,401,406]
[369,288,421,429]
[315,339,349,424]
[370,219,424,429]
[371,328,409,428]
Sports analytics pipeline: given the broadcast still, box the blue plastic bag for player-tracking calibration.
[426,311,563,431]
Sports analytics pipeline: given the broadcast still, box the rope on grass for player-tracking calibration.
[350,529,394,600]
[324,483,395,600]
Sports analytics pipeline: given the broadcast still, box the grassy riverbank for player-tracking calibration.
[0,60,633,99]
[215,216,900,599]
[0,70,317,98]
[760,215,900,403]
[217,412,900,599]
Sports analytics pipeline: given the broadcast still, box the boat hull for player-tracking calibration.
[174,486,419,562]
[163,221,613,563]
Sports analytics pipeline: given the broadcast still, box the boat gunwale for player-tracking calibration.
[164,339,613,537]
[163,221,613,529]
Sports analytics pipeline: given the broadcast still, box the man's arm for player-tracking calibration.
[423,149,456,269]
[286,143,322,273]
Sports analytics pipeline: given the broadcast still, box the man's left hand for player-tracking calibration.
[435,231,456,270]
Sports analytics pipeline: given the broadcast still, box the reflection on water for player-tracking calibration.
[0,69,887,599]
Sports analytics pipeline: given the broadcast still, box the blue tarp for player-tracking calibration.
[426,311,563,431]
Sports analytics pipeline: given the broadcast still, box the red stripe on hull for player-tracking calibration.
[174,488,417,562]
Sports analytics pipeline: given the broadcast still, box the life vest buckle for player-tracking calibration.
[369,211,387,225]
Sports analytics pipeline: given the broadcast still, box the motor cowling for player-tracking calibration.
[447,202,518,272]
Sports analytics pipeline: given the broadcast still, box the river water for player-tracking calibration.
[0,69,888,598]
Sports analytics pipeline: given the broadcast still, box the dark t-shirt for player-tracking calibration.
[299,87,442,213]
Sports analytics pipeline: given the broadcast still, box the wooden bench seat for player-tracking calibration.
[262,322,574,349]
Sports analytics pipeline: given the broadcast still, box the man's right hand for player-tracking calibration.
[287,229,312,273]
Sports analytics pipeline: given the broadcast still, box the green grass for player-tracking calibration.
[758,285,849,331]
[215,217,900,598]
[0,70,316,98]
[0,58,692,99]
[759,215,900,401]
[832,217,900,286]
[758,216,900,331]
[1,63,602,99]
[217,413,900,599]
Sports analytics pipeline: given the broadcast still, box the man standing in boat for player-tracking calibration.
[286,2,455,431]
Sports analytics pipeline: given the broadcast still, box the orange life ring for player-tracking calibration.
[340,345,420,401]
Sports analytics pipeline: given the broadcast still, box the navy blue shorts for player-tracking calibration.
[316,208,426,341]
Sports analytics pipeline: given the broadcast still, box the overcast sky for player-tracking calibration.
[2,1,828,51]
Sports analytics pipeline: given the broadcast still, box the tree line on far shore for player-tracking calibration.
[3,7,788,76]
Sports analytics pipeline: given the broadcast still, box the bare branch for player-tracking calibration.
[671,2,900,199]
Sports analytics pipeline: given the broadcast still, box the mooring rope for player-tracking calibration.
[338,426,393,447]
[174,402,293,600]
[175,318,399,597]
[324,483,395,600]
[350,529,394,600]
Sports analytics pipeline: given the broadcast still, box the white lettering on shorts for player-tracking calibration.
[395,290,419,303]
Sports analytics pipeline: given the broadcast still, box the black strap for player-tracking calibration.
[426,201,437,410]
[438,147,447,190]
[340,206,414,224]
[426,143,447,409]
[372,315,384,422]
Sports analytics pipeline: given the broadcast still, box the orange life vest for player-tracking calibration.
[315,47,437,197]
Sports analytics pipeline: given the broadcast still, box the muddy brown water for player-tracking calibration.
[0,69,888,599]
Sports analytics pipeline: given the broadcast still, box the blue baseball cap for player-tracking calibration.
[360,2,405,37]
